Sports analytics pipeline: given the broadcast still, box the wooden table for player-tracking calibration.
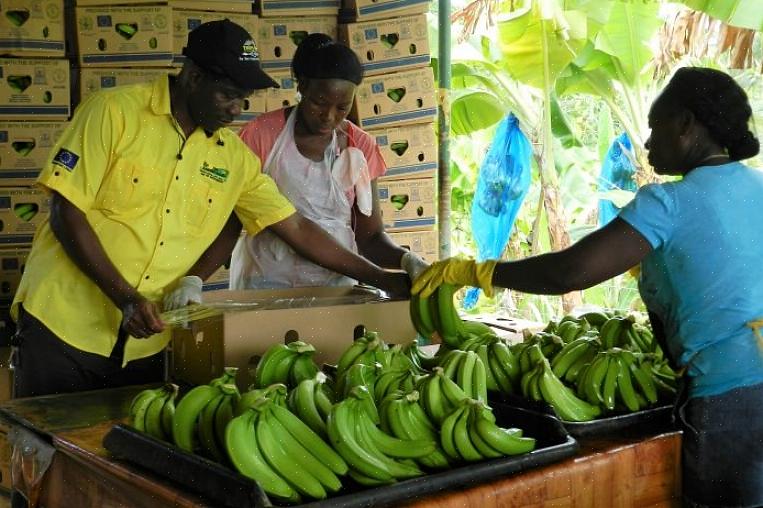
[0,386,682,508]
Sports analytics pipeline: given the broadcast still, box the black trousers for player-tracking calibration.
[11,306,164,398]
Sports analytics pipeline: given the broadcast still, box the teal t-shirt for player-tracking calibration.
[619,161,763,397]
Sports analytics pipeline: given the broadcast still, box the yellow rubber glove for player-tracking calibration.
[411,258,498,298]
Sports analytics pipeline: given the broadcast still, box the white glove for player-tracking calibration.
[401,251,429,281]
[163,275,203,311]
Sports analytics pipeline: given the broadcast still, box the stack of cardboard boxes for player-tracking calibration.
[338,0,438,263]
[0,0,71,405]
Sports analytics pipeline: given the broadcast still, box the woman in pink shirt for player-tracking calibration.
[229,34,427,289]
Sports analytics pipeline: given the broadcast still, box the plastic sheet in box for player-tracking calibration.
[103,404,578,507]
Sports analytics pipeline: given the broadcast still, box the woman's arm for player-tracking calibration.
[354,181,408,269]
[493,218,652,294]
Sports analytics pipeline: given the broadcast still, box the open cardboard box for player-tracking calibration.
[170,285,415,389]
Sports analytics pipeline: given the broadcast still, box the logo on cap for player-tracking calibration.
[241,39,259,62]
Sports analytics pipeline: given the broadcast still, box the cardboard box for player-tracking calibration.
[377,176,435,231]
[170,286,415,388]
[339,14,429,76]
[266,71,298,111]
[171,10,258,66]
[0,58,70,121]
[351,66,436,129]
[389,229,437,263]
[75,0,255,13]
[256,16,337,71]
[0,248,28,301]
[370,122,436,179]
[75,5,173,67]
[0,0,65,57]
[0,187,50,246]
[203,263,230,291]
[257,0,339,18]
[78,67,170,101]
[340,0,429,22]
[0,122,66,185]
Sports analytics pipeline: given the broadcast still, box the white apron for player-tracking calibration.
[230,109,372,289]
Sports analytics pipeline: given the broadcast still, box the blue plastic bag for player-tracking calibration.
[598,133,637,227]
[464,114,532,309]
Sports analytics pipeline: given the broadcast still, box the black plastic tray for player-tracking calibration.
[488,392,676,439]
[103,404,578,508]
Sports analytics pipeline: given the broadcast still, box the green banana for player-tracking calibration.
[437,283,463,347]
[129,386,164,432]
[452,402,482,461]
[143,387,173,441]
[224,410,300,503]
[253,344,298,388]
[265,406,343,493]
[288,353,320,388]
[336,336,371,377]
[456,350,477,399]
[438,368,468,410]
[582,353,610,406]
[419,372,447,424]
[269,402,348,476]
[473,406,536,455]
[237,383,287,415]
[256,407,328,499]
[615,356,641,412]
[289,378,328,438]
[173,384,220,452]
[466,406,503,459]
[357,408,436,459]
[197,390,227,462]
[631,359,659,404]
[327,400,393,482]
[538,360,601,422]
[439,405,464,460]
[601,353,619,411]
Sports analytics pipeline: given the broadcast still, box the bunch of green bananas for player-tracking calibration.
[378,390,451,469]
[335,361,381,399]
[286,373,335,439]
[172,367,240,460]
[520,358,602,422]
[417,366,473,424]
[128,383,178,441]
[226,398,348,502]
[253,341,320,389]
[335,330,389,377]
[434,350,488,404]
[409,283,496,347]
[401,339,439,371]
[549,335,602,384]
[451,333,521,394]
[439,399,536,462]
[13,203,38,222]
[327,386,431,486]
[373,366,419,404]
[237,383,288,415]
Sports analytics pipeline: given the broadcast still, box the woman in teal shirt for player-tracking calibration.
[413,67,763,508]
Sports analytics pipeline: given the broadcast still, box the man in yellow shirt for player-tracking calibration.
[11,20,408,398]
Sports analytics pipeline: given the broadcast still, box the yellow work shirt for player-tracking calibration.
[12,75,296,365]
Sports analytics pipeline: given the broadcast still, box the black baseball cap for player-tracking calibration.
[183,19,279,90]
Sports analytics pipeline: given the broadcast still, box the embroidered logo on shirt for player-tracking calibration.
[52,148,79,172]
[200,162,229,183]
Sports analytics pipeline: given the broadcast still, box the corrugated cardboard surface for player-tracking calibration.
[171,10,258,66]
[0,0,65,57]
[75,0,255,13]
[339,13,429,76]
[0,122,66,185]
[0,187,50,246]
[78,67,170,101]
[257,0,339,18]
[256,16,337,71]
[0,58,70,120]
[265,70,298,111]
[0,248,28,302]
[170,286,415,388]
[351,66,436,129]
[75,6,173,67]
[340,0,429,21]
[371,122,436,179]
[388,228,437,263]
[377,176,435,231]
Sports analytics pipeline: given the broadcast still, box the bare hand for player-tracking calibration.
[121,297,165,338]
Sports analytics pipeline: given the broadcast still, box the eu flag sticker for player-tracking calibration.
[52,148,79,172]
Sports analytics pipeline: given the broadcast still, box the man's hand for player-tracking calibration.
[400,251,429,281]
[411,258,498,298]
[163,276,203,311]
[121,297,165,338]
